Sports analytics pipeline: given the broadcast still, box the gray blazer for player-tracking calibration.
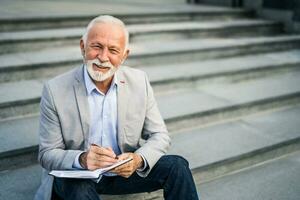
[34,66,170,200]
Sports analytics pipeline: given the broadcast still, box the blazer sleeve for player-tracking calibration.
[38,82,82,171]
[135,72,171,177]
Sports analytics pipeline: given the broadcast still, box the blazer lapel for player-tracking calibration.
[117,68,128,152]
[73,66,90,150]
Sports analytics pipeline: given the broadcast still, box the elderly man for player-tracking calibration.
[34,15,199,200]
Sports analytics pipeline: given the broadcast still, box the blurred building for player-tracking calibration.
[189,0,300,32]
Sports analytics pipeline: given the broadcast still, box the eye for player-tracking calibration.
[91,44,102,50]
[110,49,119,54]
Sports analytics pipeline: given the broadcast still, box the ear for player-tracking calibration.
[122,49,130,62]
[80,39,85,56]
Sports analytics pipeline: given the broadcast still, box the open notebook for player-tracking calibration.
[49,157,133,179]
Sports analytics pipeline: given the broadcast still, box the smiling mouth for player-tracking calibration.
[93,63,110,70]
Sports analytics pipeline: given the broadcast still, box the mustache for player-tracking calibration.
[89,59,114,69]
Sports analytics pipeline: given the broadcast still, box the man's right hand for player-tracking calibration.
[79,144,118,170]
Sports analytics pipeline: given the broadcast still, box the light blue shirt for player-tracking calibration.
[73,66,120,170]
[84,66,121,155]
[73,66,147,173]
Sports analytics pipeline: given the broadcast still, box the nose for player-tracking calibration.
[97,47,109,63]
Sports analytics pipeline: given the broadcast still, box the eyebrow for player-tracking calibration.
[90,42,121,50]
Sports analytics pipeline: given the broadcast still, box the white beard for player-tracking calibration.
[85,59,118,82]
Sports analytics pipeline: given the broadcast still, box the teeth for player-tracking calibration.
[94,64,109,69]
[92,62,111,69]
[94,64,102,68]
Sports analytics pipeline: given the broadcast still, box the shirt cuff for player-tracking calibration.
[136,153,148,172]
[72,152,84,169]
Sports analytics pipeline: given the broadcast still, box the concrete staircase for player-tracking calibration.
[0,2,300,200]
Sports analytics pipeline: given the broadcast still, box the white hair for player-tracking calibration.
[82,15,129,50]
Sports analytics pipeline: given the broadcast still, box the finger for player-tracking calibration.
[87,164,100,171]
[111,161,130,172]
[87,152,117,168]
[114,161,131,171]
[117,153,130,161]
[109,163,129,174]
[119,171,133,178]
[113,163,134,175]
[110,168,122,174]
[105,147,117,158]
[93,153,118,164]
[91,159,118,168]
[91,145,116,158]
[106,147,117,158]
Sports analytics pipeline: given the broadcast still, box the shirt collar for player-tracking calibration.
[84,65,118,95]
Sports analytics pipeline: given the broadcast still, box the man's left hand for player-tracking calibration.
[111,153,143,178]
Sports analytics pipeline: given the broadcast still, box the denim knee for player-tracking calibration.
[174,155,189,167]
[54,178,99,200]
[165,155,189,169]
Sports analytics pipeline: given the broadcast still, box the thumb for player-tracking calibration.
[117,153,130,160]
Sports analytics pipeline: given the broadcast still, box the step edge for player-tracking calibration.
[1,35,300,71]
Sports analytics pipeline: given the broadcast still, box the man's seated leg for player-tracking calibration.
[53,177,100,200]
[97,155,199,200]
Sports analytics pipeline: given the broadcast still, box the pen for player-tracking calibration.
[91,143,118,159]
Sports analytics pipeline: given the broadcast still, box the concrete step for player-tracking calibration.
[0,80,43,120]
[1,50,300,120]
[0,115,39,170]
[1,70,300,170]
[0,7,252,32]
[0,19,283,54]
[1,35,300,83]
[128,35,300,66]
[198,151,300,200]
[1,106,300,200]
[161,70,300,131]
[1,48,299,91]
[145,50,300,92]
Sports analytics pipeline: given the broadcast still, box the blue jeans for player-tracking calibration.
[53,155,199,200]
